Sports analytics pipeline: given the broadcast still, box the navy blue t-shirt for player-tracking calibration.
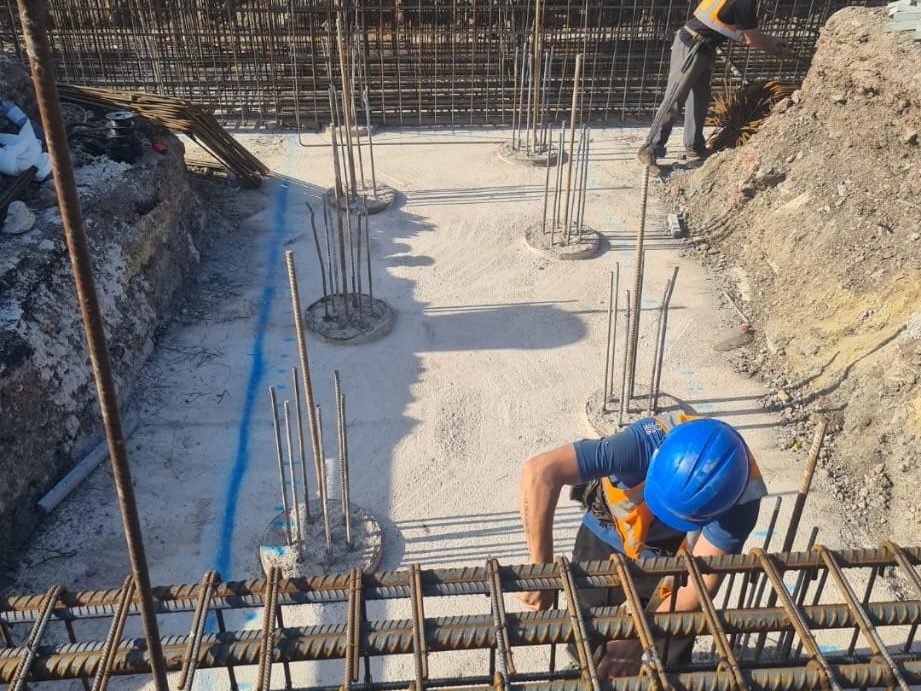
[687,0,760,45]
[574,417,761,556]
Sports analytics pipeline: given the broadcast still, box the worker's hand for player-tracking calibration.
[594,639,643,678]
[515,590,556,611]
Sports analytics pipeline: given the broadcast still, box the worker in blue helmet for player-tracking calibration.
[516,412,767,676]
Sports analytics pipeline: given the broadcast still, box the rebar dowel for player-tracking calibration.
[567,128,585,239]
[608,554,670,690]
[737,495,782,654]
[363,205,373,305]
[624,166,650,401]
[284,400,304,553]
[556,556,601,691]
[551,125,565,244]
[562,54,582,238]
[604,262,620,410]
[679,551,750,691]
[256,567,280,691]
[646,278,671,416]
[269,387,293,545]
[618,289,631,427]
[602,269,616,412]
[177,571,217,691]
[650,266,679,414]
[531,1,542,149]
[339,389,353,549]
[782,421,827,553]
[285,251,331,554]
[8,586,62,691]
[410,563,429,687]
[815,545,911,691]
[292,368,311,520]
[361,87,376,196]
[486,559,515,691]
[752,549,842,691]
[343,567,362,689]
[335,14,358,197]
[328,87,344,199]
[323,197,338,297]
[523,52,533,154]
[778,526,821,657]
[90,578,133,691]
[577,128,590,236]
[12,5,168,688]
[541,133,552,235]
[304,202,329,317]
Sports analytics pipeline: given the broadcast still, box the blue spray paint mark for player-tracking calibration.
[213,163,292,577]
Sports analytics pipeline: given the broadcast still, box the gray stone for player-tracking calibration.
[2,201,35,235]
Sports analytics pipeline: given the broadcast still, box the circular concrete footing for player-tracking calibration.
[497,142,559,167]
[260,501,382,577]
[585,387,687,436]
[524,223,602,260]
[325,124,376,139]
[324,183,395,215]
[304,294,394,344]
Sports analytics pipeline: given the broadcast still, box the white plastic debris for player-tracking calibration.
[0,121,51,180]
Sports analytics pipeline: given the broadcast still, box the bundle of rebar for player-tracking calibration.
[56,84,268,187]
[1,543,919,689]
[706,80,797,152]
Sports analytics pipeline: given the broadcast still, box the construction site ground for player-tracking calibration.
[6,124,890,688]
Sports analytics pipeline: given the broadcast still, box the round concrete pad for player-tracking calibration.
[304,294,394,345]
[525,222,602,261]
[497,142,560,167]
[324,183,396,215]
[260,501,382,577]
[585,387,689,436]
[325,123,377,139]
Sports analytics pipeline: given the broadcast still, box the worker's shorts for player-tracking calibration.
[571,523,694,668]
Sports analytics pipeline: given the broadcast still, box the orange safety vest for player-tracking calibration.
[599,412,768,560]
[692,0,756,43]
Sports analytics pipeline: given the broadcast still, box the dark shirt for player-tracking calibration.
[686,0,759,45]
[574,417,761,556]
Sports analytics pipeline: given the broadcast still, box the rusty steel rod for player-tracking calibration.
[12,4,168,688]
[624,166,650,401]
[562,54,582,239]
[285,250,332,554]
[269,387,293,545]
[4,547,920,621]
[292,367,312,519]
[1,601,920,683]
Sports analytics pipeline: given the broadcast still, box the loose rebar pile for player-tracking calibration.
[56,84,268,187]
[1,543,919,689]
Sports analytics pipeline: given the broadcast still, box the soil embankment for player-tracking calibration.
[0,83,205,566]
[665,7,921,547]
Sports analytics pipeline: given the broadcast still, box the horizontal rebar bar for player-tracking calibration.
[3,545,918,621]
[0,610,918,684]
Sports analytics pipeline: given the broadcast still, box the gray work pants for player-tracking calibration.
[648,30,715,155]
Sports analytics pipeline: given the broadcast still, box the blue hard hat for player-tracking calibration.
[644,418,750,532]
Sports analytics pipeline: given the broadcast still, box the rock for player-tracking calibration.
[832,93,848,105]
[2,201,36,235]
[909,232,920,241]
[901,131,918,146]
[777,389,792,404]
[774,97,792,113]
[791,90,802,104]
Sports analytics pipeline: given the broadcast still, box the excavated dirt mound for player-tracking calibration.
[664,7,921,547]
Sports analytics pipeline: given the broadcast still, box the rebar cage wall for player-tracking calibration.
[0,0,873,129]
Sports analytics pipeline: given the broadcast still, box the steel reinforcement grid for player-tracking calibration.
[1,543,920,690]
[0,0,876,129]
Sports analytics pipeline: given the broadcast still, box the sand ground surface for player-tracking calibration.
[7,126,884,689]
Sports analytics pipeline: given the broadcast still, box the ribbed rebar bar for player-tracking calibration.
[12,3,167,688]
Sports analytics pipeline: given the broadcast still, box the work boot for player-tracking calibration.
[635,144,660,174]
[683,147,709,163]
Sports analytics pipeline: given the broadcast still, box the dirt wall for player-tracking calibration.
[665,7,920,547]
[0,133,205,567]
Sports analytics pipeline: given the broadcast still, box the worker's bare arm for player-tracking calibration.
[595,534,729,677]
[741,28,793,58]
[516,443,582,610]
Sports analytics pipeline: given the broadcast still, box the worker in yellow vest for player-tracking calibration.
[636,0,794,173]
[517,414,767,676]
